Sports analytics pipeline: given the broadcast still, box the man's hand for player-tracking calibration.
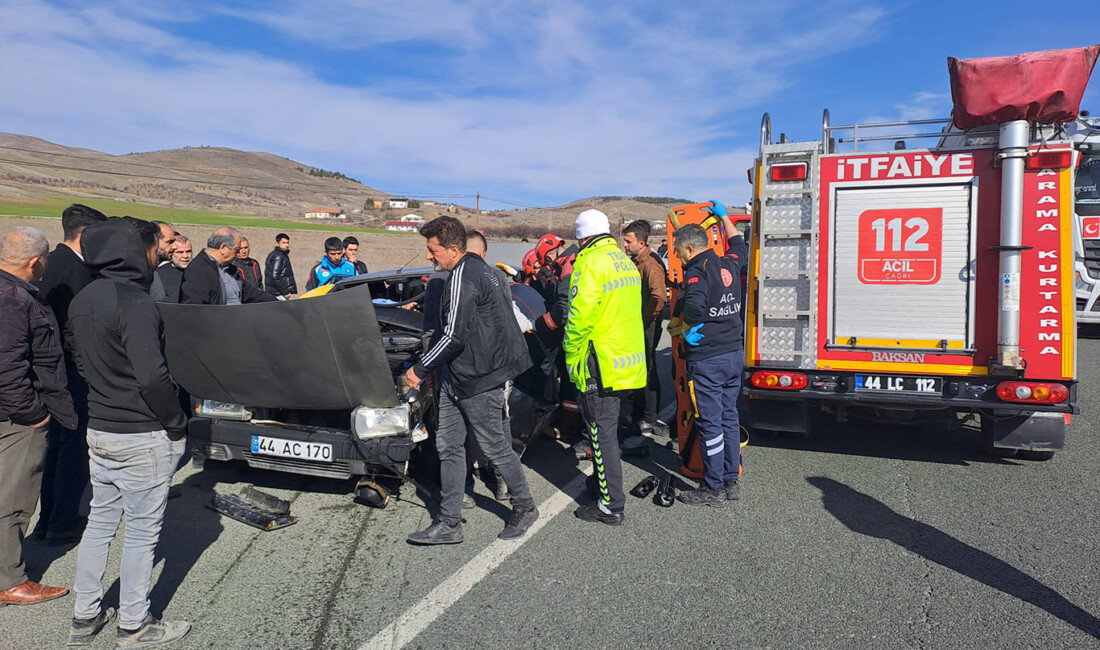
[32,414,51,429]
[707,201,728,217]
[404,366,422,391]
[684,323,706,346]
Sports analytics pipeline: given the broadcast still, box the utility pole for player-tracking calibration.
[476,191,480,230]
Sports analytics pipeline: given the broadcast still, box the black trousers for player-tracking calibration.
[580,390,625,513]
[632,317,662,425]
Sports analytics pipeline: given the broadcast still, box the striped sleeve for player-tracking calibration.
[413,261,470,377]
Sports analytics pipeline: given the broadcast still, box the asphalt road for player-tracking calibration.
[4,337,1100,650]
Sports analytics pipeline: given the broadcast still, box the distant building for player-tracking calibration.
[370,199,385,209]
[385,220,419,232]
[650,220,666,232]
[398,214,424,224]
[388,198,409,209]
[422,200,437,207]
[305,208,345,219]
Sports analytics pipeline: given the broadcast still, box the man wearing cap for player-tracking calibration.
[305,237,357,291]
[669,202,746,507]
[564,210,646,525]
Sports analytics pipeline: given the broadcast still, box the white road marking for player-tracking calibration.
[359,470,590,650]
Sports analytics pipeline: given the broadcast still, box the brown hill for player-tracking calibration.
[0,132,388,217]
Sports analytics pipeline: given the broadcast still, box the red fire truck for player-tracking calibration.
[740,46,1098,458]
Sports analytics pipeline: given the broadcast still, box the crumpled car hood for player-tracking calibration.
[160,284,400,410]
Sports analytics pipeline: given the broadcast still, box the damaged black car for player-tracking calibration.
[160,268,559,507]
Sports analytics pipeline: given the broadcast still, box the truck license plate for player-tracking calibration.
[854,374,941,395]
[250,435,333,463]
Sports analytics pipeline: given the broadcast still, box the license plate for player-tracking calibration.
[250,436,333,463]
[854,374,942,395]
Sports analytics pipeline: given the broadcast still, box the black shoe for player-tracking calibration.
[407,520,464,545]
[114,614,191,649]
[67,607,116,646]
[678,486,727,507]
[498,507,539,540]
[723,479,741,501]
[573,502,624,526]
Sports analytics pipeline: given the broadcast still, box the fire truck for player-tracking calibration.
[740,46,1098,458]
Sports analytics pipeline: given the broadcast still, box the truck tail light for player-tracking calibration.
[769,163,807,181]
[995,381,1069,404]
[1026,150,1072,170]
[751,371,808,390]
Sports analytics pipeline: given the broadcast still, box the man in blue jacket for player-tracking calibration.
[305,237,356,290]
[670,201,746,507]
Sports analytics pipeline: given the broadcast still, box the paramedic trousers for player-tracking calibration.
[437,382,534,527]
[0,419,48,591]
[580,390,626,513]
[686,349,744,491]
[73,429,185,629]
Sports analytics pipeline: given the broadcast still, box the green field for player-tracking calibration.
[0,196,390,233]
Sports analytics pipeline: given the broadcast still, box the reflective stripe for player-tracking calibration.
[704,436,723,448]
[611,352,644,370]
[542,312,557,330]
[688,380,700,419]
[706,444,725,456]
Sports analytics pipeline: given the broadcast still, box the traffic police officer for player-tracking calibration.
[564,209,646,525]
[670,205,746,506]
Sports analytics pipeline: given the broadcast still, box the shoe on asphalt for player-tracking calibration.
[723,479,741,501]
[570,440,593,460]
[462,491,475,510]
[407,520,464,545]
[678,486,727,508]
[0,580,69,606]
[573,502,625,526]
[498,507,539,540]
[620,435,647,450]
[68,607,116,646]
[114,614,191,649]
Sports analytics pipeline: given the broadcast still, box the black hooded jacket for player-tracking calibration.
[68,218,188,435]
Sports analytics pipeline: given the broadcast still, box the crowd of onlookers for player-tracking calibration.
[0,200,747,645]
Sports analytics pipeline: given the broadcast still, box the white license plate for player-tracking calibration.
[250,435,333,463]
[854,374,942,395]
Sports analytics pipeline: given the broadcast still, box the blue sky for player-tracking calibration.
[0,0,1097,210]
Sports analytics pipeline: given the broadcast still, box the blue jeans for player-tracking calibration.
[73,429,184,629]
[687,350,745,491]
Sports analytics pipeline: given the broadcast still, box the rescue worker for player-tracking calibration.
[564,210,646,525]
[532,234,582,441]
[668,209,745,507]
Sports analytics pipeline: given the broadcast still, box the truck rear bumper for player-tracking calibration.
[743,369,1077,414]
[188,417,414,480]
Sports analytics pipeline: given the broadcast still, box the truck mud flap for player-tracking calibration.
[984,411,1066,452]
[745,398,810,434]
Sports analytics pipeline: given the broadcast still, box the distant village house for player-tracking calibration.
[305,208,345,220]
[388,197,409,209]
[385,220,419,232]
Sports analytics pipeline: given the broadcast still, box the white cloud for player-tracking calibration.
[0,0,890,205]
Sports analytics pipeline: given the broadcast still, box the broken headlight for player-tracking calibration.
[193,399,252,421]
[352,404,410,439]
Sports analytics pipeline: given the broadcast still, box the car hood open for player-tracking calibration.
[160,284,401,410]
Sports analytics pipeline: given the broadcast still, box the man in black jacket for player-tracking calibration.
[180,227,276,305]
[34,204,106,544]
[151,235,192,303]
[404,217,537,545]
[232,237,263,290]
[342,236,368,275]
[0,227,77,608]
[264,232,297,299]
[67,217,191,647]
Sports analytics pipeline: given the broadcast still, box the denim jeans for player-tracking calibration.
[73,429,184,628]
[686,349,745,491]
[436,382,534,526]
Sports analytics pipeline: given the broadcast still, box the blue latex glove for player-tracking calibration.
[708,201,728,217]
[684,323,705,346]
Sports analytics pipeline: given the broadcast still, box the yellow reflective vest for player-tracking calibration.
[563,235,647,392]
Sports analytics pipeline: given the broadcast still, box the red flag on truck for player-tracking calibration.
[948,45,1100,129]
